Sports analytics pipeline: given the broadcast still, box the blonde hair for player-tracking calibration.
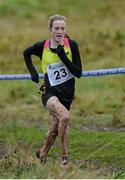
[48,14,67,29]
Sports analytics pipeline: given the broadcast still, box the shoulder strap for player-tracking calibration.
[63,38,69,47]
[43,40,49,48]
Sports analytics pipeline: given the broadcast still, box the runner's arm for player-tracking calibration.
[23,41,44,83]
[56,40,82,78]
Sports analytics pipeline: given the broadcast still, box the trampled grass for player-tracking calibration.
[1,0,125,178]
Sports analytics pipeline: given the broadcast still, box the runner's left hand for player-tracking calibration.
[56,45,64,54]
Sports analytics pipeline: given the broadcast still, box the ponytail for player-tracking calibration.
[65,33,71,39]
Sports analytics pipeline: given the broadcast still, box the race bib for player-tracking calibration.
[46,61,74,86]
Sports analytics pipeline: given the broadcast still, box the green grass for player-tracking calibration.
[0,123,125,178]
[1,0,125,178]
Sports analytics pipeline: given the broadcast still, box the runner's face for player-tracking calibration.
[50,20,66,43]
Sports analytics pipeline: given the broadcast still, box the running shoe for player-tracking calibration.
[60,155,70,165]
[36,150,46,164]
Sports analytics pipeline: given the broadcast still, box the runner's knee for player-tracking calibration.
[50,129,58,137]
[60,111,70,123]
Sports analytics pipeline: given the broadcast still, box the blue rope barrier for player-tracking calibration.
[82,67,125,77]
[0,67,125,80]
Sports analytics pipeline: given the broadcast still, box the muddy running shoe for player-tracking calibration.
[36,150,46,164]
[61,155,70,165]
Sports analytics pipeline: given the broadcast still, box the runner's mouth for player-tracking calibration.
[56,35,62,38]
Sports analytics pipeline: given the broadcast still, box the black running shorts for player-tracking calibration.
[41,93,72,111]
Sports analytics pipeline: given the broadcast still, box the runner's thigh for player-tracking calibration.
[46,96,70,121]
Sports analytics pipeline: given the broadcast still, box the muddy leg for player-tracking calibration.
[46,96,70,156]
[38,114,59,157]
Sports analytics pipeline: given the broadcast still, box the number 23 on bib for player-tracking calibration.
[47,61,74,86]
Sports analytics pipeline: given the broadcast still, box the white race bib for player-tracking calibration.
[47,61,74,86]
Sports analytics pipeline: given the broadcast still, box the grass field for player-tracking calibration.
[0,0,125,178]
